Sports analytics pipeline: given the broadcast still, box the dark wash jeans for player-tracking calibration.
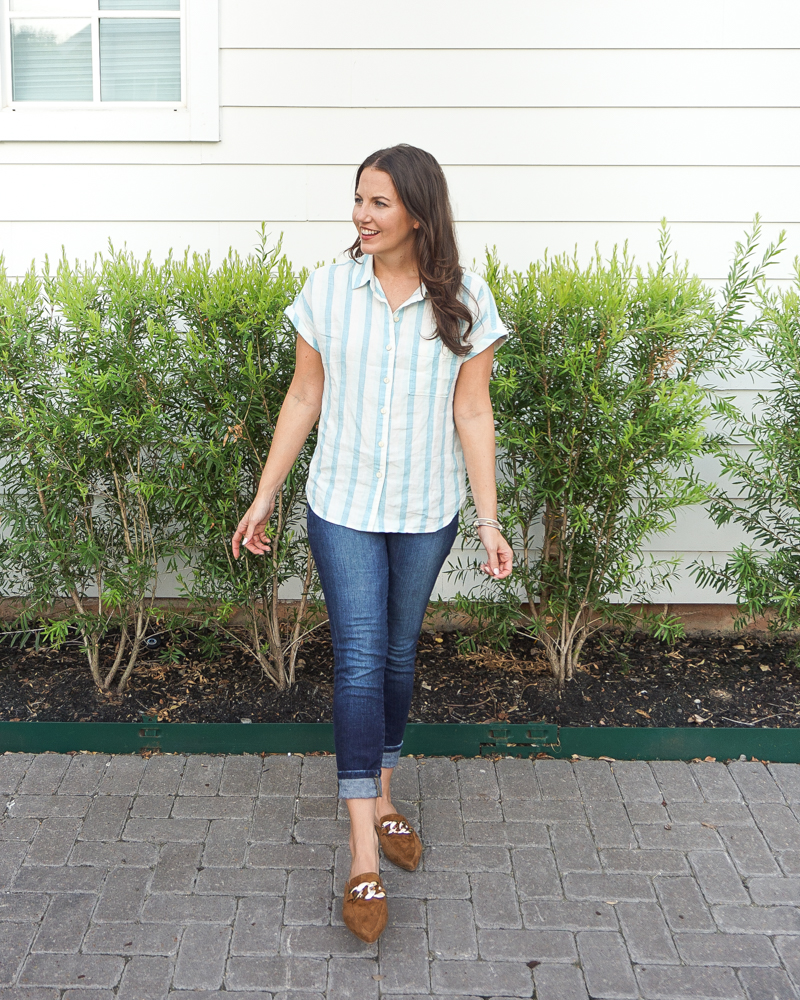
[307,504,459,799]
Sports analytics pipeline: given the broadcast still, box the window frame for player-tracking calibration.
[0,0,219,141]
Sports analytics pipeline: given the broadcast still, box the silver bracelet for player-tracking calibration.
[474,517,502,532]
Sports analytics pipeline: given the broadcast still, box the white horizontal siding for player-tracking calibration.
[221,49,800,108]
[220,0,800,49]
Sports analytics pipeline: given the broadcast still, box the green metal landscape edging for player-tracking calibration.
[0,721,798,761]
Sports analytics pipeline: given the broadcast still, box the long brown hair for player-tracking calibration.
[346,144,473,356]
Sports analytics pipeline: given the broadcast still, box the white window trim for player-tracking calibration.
[0,0,219,141]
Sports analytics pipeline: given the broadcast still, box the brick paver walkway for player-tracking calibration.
[1,753,799,1000]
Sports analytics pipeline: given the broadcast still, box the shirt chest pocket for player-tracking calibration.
[407,335,460,397]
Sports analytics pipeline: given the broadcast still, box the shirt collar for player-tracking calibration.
[351,254,428,299]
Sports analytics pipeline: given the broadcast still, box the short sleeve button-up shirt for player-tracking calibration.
[285,253,507,534]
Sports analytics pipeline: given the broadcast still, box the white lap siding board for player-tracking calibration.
[1,0,798,602]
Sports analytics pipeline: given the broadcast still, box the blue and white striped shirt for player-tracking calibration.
[285,254,507,533]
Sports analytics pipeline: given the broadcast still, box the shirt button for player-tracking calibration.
[383,377,390,384]
[393,313,400,323]
[386,344,393,350]
[379,441,385,447]
[381,407,387,414]
[376,472,382,478]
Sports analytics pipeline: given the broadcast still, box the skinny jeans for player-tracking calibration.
[307,504,459,798]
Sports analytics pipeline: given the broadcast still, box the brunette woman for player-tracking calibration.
[232,144,513,942]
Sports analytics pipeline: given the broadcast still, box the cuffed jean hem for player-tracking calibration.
[338,774,382,799]
[382,744,403,770]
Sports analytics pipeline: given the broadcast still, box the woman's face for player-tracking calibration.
[352,167,419,259]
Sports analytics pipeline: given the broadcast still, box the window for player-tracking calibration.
[0,0,218,140]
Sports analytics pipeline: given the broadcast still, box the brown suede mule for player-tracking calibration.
[376,812,423,871]
[342,872,388,943]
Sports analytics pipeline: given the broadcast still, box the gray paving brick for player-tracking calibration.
[522,899,618,931]
[327,956,379,1000]
[225,956,326,992]
[19,954,124,988]
[428,899,477,959]
[457,759,500,799]
[0,842,27,889]
[0,988,59,1000]
[79,796,131,840]
[602,849,688,875]
[713,905,800,935]
[59,757,110,796]
[170,993,273,1000]
[748,876,800,905]
[281,924,373,957]
[17,757,70,796]
[380,869,470,899]
[650,761,703,803]
[626,801,670,824]
[420,798,463,845]
[251,799,295,844]
[27,818,81,866]
[460,798,503,823]
[130,797,174,819]
[83,924,182,956]
[532,964,590,1000]
[535,760,580,800]
[70,841,156,867]
[635,823,722,851]
[179,757,223,797]
[220,758,262,797]
[142,894,236,923]
[574,761,620,800]
[692,763,743,803]
[425,845,510,872]
[292,819,348,845]
[636,964,744,998]
[730,762,785,804]
[470,872,521,928]
[117,956,173,1000]
[296,797,336,820]
[551,823,601,872]
[0,892,49,922]
[247,843,332,869]
[775,938,800,991]
[259,757,302,798]
[430,959,533,997]
[506,799,587,824]
[511,847,561,899]
[676,932,779,967]
[297,757,337,797]
[194,868,286,896]
[0,820,40,843]
[668,801,755,826]
[564,873,655,901]
[151,843,202,893]
[655,875,714,932]
[778,851,800,876]
[9,797,90,819]
[173,797,253,820]
[0,923,37,985]
[230,897,282,956]
[32,893,95,953]
[203,819,249,867]
[13,866,104,894]
[389,758,420,802]
[97,757,145,796]
[577,930,639,999]
[478,927,577,962]
[617,900,679,964]
[124,819,208,843]
[138,757,185,796]
[464,821,548,847]
[750,803,800,852]
[283,870,331,926]
[720,826,782,876]
[689,851,749,904]
[495,758,539,800]
[586,801,636,850]
[612,761,664,803]
[63,990,115,1000]
[768,765,800,803]
[0,757,35,795]
[418,758,459,799]
[95,866,151,923]
[173,924,230,990]
[738,967,799,1000]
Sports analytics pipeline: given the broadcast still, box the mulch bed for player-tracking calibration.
[1,628,798,729]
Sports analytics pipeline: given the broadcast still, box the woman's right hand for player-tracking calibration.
[231,493,275,558]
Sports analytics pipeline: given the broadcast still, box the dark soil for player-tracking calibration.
[1,628,799,729]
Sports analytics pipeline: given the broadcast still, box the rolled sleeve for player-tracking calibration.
[464,279,508,360]
[285,274,320,352]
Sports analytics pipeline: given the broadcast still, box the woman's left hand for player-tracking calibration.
[477,526,513,579]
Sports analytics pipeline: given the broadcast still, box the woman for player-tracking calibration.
[232,144,513,942]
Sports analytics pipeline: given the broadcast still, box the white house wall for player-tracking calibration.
[1,0,799,604]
